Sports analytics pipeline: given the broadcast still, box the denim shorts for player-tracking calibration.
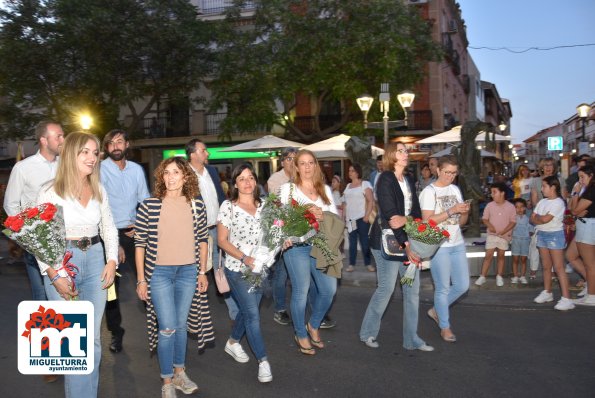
[510,236,530,256]
[536,230,566,250]
[575,218,595,245]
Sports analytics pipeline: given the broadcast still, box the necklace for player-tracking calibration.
[77,183,90,201]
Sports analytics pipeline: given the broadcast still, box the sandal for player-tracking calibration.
[306,324,324,349]
[294,336,316,355]
[427,308,439,327]
[440,329,457,343]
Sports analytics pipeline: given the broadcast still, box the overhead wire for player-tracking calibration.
[468,43,595,53]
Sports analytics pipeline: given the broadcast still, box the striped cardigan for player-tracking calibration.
[135,196,215,352]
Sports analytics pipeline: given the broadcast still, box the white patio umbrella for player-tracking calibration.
[429,146,497,158]
[219,135,304,152]
[416,126,511,144]
[302,134,384,159]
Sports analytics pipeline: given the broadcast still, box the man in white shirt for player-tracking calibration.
[186,138,238,320]
[100,129,150,353]
[3,120,64,383]
[266,147,297,326]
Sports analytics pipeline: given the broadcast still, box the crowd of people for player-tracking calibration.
[4,121,595,398]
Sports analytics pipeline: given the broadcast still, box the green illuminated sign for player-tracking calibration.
[163,147,271,160]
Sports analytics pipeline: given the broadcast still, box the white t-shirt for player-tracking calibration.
[419,183,464,247]
[533,197,565,232]
[343,181,372,221]
[279,183,338,215]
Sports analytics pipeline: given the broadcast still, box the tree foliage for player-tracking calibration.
[0,0,214,139]
[210,0,442,142]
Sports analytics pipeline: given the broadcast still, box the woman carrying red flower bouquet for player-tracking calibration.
[419,155,470,343]
[36,132,119,398]
[278,149,338,355]
[359,142,433,352]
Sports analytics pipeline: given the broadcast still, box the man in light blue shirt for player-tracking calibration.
[100,129,150,353]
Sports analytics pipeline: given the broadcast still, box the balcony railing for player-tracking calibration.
[293,115,343,134]
[196,0,255,15]
[408,110,433,131]
[205,112,227,135]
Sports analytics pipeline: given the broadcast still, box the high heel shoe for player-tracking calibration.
[306,324,324,349]
[440,329,457,343]
[294,336,316,355]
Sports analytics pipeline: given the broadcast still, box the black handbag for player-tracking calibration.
[378,217,406,261]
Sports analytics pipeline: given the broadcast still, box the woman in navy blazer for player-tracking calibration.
[359,142,433,352]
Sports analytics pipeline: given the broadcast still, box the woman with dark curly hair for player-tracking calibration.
[135,156,214,398]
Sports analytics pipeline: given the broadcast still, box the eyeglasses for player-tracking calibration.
[285,157,295,161]
[396,149,409,154]
[442,170,458,176]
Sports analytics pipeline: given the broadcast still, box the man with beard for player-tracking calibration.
[185,138,239,320]
[100,129,150,353]
[4,120,64,383]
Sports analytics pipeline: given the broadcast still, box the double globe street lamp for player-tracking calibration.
[357,83,415,146]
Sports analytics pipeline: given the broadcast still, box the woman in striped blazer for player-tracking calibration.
[135,157,215,398]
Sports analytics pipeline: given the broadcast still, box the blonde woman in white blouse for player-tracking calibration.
[37,132,118,398]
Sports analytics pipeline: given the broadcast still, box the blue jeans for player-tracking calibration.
[24,251,47,300]
[43,243,107,398]
[225,268,267,361]
[272,256,288,312]
[209,227,239,320]
[348,218,371,266]
[150,264,197,379]
[360,249,427,350]
[283,245,337,338]
[429,244,469,329]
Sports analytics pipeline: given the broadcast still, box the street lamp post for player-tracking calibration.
[577,103,592,141]
[357,83,415,146]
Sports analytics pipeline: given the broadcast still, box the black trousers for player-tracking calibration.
[105,230,136,336]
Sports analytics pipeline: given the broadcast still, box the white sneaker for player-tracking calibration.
[575,295,595,306]
[162,383,177,398]
[225,341,250,363]
[534,290,554,303]
[519,276,528,285]
[511,276,519,284]
[362,336,379,348]
[475,275,487,286]
[554,297,575,311]
[172,370,198,394]
[258,360,273,383]
[496,275,504,287]
[577,283,588,298]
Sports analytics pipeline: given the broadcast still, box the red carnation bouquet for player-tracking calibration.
[3,203,78,295]
[400,217,450,285]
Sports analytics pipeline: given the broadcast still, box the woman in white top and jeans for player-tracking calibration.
[217,163,272,383]
[279,149,338,355]
[419,155,470,343]
[343,164,375,272]
[532,176,574,311]
[37,132,118,398]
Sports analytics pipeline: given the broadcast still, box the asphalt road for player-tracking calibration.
[1,258,594,398]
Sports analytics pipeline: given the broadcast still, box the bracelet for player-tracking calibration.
[50,274,61,285]
[136,280,147,286]
[198,270,207,275]
[240,253,247,264]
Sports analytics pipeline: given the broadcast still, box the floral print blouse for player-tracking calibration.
[217,200,264,272]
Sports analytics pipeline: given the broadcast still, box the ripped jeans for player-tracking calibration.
[150,264,197,379]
